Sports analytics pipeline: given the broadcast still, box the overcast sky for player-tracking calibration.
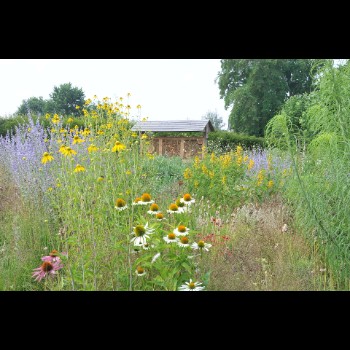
[0,59,229,128]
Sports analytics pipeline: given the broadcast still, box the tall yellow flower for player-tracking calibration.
[74,164,86,173]
[41,152,54,164]
[87,144,98,153]
[248,159,255,171]
[112,141,126,152]
[73,135,85,144]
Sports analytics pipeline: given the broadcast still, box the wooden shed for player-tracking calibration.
[131,120,215,159]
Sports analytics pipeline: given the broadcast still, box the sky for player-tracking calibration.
[0,59,230,128]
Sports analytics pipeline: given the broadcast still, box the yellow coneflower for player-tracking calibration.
[136,104,141,109]
[112,141,126,152]
[87,144,98,153]
[41,152,54,164]
[74,164,86,173]
[60,146,77,156]
[73,135,85,144]
[51,114,60,124]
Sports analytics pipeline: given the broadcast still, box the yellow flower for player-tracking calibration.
[267,180,274,188]
[126,170,132,175]
[51,114,60,124]
[141,134,148,140]
[73,135,85,144]
[87,144,98,153]
[248,159,255,171]
[81,128,91,136]
[136,104,141,109]
[75,105,80,109]
[184,168,192,179]
[97,176,105,182]
[194,156,201,169]
[74,164,86,173]
[194,180,199,188]
[45,113,50,120]
[60,146,77,157]
[131,132,138,138]
[210,153,216,163]
[127,92,131,97]
[97,130,105,135]
[67,117,74,123]
[41,152,54,164]
[257,169,264,186]
[112,141,126,152]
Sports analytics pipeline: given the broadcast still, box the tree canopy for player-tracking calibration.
[201,110,225,130]
[49,82,85,117]
[216,59,325,136]
[16,82,85,117]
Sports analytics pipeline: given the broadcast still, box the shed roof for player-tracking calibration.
[131,120,215,132]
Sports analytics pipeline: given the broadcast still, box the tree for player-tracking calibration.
[216,59,326,136]
[49,82,85,117]
[16,96,48,116]
[201,110,225,130]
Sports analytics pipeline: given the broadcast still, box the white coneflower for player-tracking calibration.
[167,203,184,214]
[180,193,195,205]
[151,252,161,263]
[163,232,179,244]
[147,203,160,215]
[132,197,142,205]
[191,240,212,252]
[178,236,190,248]
[135,266,146,276]
[178,279,205,291]
[173,225,190,236]
[130,222,155,246]
[115,198,128,211]
[156,212,165,221]
[138,193,155,205]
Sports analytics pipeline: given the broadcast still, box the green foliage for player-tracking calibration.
[207,131,265,154]
[216,59,325,136]
[49,82,85,117]
[270,59,350,289]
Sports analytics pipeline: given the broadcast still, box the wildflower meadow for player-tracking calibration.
[1,61,350,291]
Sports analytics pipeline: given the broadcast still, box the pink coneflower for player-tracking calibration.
[32,259,63,282]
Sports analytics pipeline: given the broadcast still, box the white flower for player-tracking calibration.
[135,266,146,276]
[173,225,190,236]
[281,224,288,232]
[130,222,155,246]
[180,196,195,205]
[151,252,161,263]
[163,233,179,244]
[138,200,155,205]
[115,205,128,211]
[178,279,205,291]
[191,241,212,252]
[178,236,190,248]
[147,210,160,215]
[167,206,185,214]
